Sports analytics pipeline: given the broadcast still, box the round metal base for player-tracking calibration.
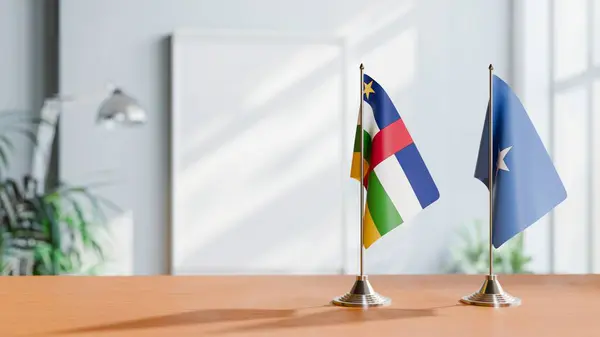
[460,275,521,307]
[332,276,391,308]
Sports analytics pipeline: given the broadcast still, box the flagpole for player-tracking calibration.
[331,63,390,307]
[359,63,365,277]
[459,64,520,307]
[488,64,494,277]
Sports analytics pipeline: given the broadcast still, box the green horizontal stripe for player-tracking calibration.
[366,171,403,235]
[353,126,372,163]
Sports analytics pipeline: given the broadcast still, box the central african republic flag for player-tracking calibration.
[351,74,440,248]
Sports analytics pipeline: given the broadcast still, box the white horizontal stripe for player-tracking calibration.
[363,103,380,137]
[374,155,423,222]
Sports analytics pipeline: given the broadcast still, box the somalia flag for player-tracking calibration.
[474,75,567,248]
[351,74,439,248]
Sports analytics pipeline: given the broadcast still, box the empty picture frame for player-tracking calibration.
[170,31,350,275]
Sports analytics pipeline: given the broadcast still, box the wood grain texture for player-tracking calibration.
[1,275,599,336]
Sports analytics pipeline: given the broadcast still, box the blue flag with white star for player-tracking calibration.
[474,74,567,248]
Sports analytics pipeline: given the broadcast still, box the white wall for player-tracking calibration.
[0,0,47,179]
[59,0,512,275]
[513,0,553,274]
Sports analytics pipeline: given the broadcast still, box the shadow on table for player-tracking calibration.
[53,304,457,335]
[213,306,445,334]
[53,308,297,335]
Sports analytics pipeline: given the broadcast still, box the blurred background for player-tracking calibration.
[0,0,593,276]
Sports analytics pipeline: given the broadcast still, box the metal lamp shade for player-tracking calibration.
[96,89,147,128]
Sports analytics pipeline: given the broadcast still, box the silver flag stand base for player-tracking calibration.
[332,275,391,308]
[460,274,521,307]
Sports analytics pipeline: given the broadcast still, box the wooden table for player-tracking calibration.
[1,275,599,336]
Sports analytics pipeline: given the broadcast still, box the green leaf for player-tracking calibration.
[65,190,111,225]
[34,243,53,273]
[90,239,105,261]
[42,201,61,274]
[52,250,64,275]
[62,215,77,231]
[0,168,117,275]
[0,127,39,147]
[446,220,533,274]
[0,146,9,175]
[0,135,16,153]
[53,182,121,212]
[69,250,82,273]
[82,262,105,276]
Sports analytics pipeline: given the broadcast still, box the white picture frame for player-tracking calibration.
[169,30,352,275]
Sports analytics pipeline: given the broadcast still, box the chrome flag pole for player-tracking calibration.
[332,64,390,308]
[460,64,521,307]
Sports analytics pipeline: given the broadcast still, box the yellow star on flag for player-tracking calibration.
[363,80,375,99]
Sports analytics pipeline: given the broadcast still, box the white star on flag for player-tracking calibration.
[497,146,513,172]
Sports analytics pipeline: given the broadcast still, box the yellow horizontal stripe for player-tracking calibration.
[350,152,369,181]
[363,204,381,248]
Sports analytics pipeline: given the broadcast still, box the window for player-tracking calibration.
[515,0,599,274]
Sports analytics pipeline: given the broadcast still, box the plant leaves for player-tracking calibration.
[0,135,15,153]
[0,173,115,275]
[447,220,532,274]
[90,238,105,261]
[34,243,53,273]
[0,145,9,174]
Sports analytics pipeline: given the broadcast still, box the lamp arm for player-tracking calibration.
[48,82,118,104]
[32,83,145,189]
[31,100,62,192]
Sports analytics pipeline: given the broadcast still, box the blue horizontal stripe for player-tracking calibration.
[394,144,440,208]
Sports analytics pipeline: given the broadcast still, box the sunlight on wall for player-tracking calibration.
[336,0,413,45]
[170,0,510,275]
[553,0,587,81]
[243,45,342,111]
[177,77,342,269]
[173,37,345,273]
[594,80,600,272]
[595,3,600,66]
[553,87,589,273]
[360,27,417,95]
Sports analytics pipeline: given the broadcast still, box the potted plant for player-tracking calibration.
[0,111,117,275]
[445,219,533,274]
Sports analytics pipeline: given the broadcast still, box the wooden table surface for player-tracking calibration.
[1,275,599,336]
